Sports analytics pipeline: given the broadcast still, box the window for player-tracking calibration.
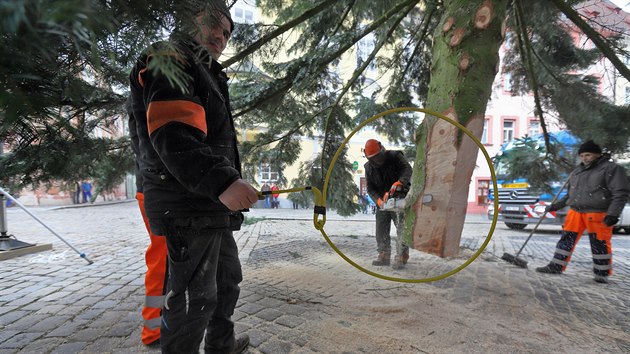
[477,179,490,205]
[234,7,243,19]
[528,120,540,137]
[481,119,488,144]
[260,162,279,182]
[503,120,514,143]
[503,72,512,92]
[244,10,253,23]
[357,34,377,73]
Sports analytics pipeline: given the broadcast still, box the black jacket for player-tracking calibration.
[129,35,243,229]
[365,150,413,204]
[555,156,629,216]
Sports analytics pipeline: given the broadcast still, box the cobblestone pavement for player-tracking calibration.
[0,202,628,353]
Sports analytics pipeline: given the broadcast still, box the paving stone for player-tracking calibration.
[0,307,18,318]
[15,337,64,353]
[46,319,89,337]
[67,328,101,342]
[1,313,43,330]
[56,305,88,317]
[275,315,305,329]
[49,341,87,354]
[0,331,20,346]
[258,339,295,354]
[0,332,44,349]
[81,337,123,353]
[254,308,283,321]
[238,303,265,315]
[24,315,73,333]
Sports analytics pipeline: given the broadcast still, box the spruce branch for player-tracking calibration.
[549,0,630,81]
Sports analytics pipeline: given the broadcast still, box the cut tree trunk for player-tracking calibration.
[404,0,508,257]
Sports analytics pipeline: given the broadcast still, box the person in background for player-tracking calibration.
[128,1,258,352]
[364,139,413,270]
[536,140,629,284]
[74,182,81,204]
[271,183,280,208]
[261,182,271,208]
[81,180,92,203]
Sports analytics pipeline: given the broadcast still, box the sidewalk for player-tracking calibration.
[0,203,628,353]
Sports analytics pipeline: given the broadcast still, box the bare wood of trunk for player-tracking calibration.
[405,0,508,257]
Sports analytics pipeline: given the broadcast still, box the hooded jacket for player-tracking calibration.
[128,34,242,229]
[555,156,629,216]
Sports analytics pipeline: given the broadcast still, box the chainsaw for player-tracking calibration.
[381,197,406,211]
[381,193,432,211]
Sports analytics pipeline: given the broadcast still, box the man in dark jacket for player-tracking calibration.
[364,139,413,269]
[128,1,258,353]
[536,140,629,283]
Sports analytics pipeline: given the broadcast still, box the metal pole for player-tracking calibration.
[0,186,93,264]
[1,193,8,235]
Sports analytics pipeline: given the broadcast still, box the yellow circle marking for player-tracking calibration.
[317,106,499,283]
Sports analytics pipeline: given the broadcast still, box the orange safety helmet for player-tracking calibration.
[364,139,382,158]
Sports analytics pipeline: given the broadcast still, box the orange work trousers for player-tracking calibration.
[549,209,613,276]
[136,192,167,345]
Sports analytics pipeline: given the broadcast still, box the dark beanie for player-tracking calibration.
[578,140,602,154]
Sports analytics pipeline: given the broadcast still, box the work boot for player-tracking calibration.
[535,264,562,274]
[594,275,609,284]
[372,252,390,266]
[392,249,410,270]
[392,256,405,270]
[230,334,250,354]
[401,249,409,265]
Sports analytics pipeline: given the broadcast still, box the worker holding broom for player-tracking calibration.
[364,139,413,270]
[536,140,629,283]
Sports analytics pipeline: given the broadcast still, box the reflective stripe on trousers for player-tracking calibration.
[550,209,613,276]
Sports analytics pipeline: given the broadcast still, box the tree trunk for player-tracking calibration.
[405,0,508,257]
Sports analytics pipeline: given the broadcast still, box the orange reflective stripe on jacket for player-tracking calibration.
[146,100,207,136]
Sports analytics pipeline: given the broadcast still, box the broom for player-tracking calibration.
[501,172,572,268]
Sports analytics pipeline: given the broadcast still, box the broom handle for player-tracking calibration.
[513,171,573,257]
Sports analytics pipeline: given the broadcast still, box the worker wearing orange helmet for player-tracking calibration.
[364,139,413,269]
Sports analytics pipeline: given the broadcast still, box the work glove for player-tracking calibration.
[603,215,619,227]
[377,198,385,209]
[544,204,560,213]
[389,181,404,196]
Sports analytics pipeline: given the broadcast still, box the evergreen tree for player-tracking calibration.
[1,0,629,253]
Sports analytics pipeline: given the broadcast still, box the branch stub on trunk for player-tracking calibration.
[474,0,494,29]
[459,52,471,71]
[449,28,465,47]
[443,17,454,32]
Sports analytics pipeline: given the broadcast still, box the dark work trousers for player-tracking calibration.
[548,209,613,277]
[155,220,243,354]
[375,209,409,256]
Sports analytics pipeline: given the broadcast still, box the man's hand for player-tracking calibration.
[544,204,560,213]
[389,181,403,196]
[377,198,384,209]
[603,215,619,227]
[219,179,259,211]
